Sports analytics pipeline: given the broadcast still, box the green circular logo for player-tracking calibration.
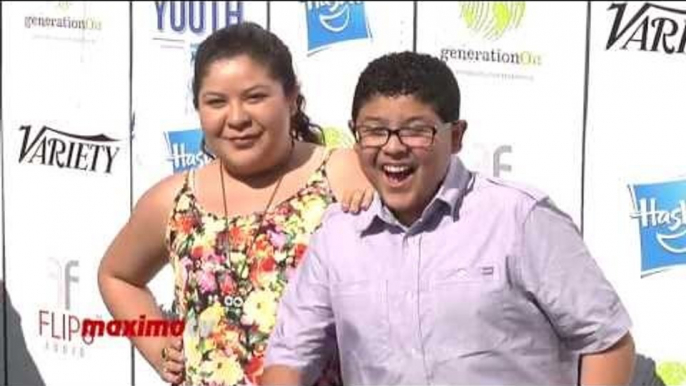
[321,127,354,149]
[460,2,526,40]
[657,362,686,386]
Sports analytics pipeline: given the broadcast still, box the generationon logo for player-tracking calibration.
[82,315,185,339]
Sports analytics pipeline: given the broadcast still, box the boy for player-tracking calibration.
[261,51,635,385]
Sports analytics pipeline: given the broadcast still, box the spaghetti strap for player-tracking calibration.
[182,168,196,194]
[320,146,337,167]
[170,169,194,206]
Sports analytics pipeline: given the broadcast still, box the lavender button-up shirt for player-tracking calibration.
[265,157,632,386]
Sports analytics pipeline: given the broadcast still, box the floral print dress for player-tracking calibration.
[166,150,340,386]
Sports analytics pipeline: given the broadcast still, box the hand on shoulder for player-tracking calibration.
[325,147,375,214]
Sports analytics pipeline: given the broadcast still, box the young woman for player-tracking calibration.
[98,22,372,386]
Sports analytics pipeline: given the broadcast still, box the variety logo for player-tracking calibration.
[304,1,372,55]
[18,125,121,174]
[606,2,686,54]
[629,178,686,277]
[165,129,211,173]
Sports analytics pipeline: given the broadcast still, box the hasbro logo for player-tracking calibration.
[305,1,372,54]
[629,179,686,277]
[165,129,210,173]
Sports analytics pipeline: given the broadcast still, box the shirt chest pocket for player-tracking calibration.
[330,280,392,363]
[429,266,507,360]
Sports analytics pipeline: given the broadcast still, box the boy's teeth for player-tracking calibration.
[384,165,410,173]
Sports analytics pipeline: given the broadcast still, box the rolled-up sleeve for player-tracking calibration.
[265,227,337,385]
[517,199,633,354]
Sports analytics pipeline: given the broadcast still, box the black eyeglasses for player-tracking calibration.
[350,121,454,149]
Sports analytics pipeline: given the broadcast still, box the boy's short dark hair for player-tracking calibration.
[351,51,461,124]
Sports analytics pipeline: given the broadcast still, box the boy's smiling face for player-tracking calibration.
[354,94,465,226]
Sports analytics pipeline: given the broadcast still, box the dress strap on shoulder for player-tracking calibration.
[182,168,196,194]
[321,146,337,166]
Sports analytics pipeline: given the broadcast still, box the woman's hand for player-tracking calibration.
[159,337,185,385]
[326,147,375,214]
[339,185,375,214]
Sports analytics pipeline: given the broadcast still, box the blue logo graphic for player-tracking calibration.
[184,43,201,114]
[629,179,686,277]
[155,1,243,35]
[165,129,210,173]
[190,42,200,63]
[305,1,371,54]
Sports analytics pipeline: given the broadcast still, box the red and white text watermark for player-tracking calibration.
[81,315,185,338]
[39,311,185,342]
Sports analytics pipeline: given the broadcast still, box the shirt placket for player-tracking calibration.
[404,228,433,385]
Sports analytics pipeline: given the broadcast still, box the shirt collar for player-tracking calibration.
[354,156,472,234]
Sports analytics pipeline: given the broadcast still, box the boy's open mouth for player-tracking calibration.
[382,164,416,185]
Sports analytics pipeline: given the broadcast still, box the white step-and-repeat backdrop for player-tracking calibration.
[2,1,131,385]
[1,1,685,385]
[584,2,686,383]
